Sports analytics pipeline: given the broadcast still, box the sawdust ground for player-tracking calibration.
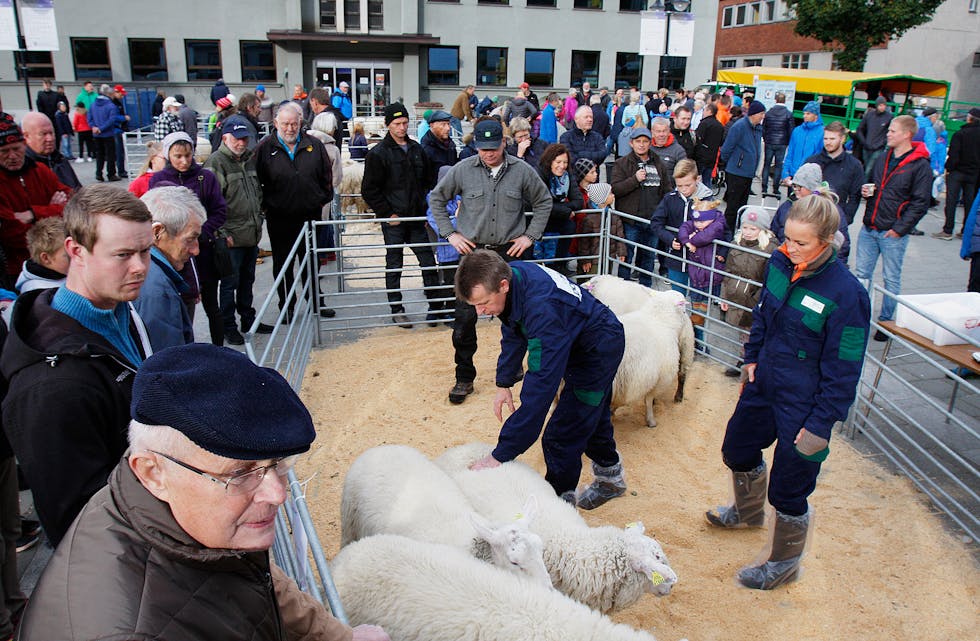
[296,323,978,641]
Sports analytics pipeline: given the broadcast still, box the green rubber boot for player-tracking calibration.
[705,463,767,528]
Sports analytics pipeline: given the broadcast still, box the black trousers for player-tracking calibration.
[379,221,439,314]
[267,215,310,314]
[724,173,753,231]
[0,457,25,638]
[93,136,116,179]
[452,244,528,384]
[944,171,978,235]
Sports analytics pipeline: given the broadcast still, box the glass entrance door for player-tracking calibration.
[314,61,391,117]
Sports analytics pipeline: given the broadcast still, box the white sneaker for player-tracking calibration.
[74,158,85,164]
[86,157,93,162]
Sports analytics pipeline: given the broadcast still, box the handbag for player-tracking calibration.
[211,232,234,279]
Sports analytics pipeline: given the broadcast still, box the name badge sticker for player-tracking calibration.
[801,295,825,314]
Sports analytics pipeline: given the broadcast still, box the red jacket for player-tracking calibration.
[0,160,70,275]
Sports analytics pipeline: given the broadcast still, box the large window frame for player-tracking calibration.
[524,49,554,87]
[574,0,603,8]
[570,50,600,87]
[71,37,112,81]
[615,52,642,89]
[241,41,276,82]
[129,38,167,82]
[185,39,222,81]
[427,46,459,86]
[477,47,508,86]
[14,50,54,80]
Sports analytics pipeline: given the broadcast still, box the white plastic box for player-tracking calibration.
[894,292,980,346]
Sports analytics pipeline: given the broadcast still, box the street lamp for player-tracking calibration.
[650,0,691,11]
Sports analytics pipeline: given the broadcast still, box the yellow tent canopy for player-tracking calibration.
[716,67,949,98]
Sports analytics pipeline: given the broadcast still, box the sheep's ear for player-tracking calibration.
[516,495,539,525]
[624,521,645,536]
[468,512,499,543]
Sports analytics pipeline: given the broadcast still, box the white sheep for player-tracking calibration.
[434,443,677,614]
[341,444,551,586]
[331,534,662,641]
[584,276,695,427]
[337,160,370,215]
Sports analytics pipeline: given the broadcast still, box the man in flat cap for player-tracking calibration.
[17,343,389,641]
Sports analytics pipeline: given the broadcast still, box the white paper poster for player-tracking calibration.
[21,0,58,51]
[0,1,19,51]
[756,80,797,110]
[666,12,695,57]
[639,10,667,57]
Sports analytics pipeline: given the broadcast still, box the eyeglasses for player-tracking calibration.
[151,451,298,495]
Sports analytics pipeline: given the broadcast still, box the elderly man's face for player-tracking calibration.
[651,123,670,146]
[574,109,593,132]
[0,141,27,171]
[223,133,249,157]
[431,120,451,141]
[151,446,290,551]
[154,218,201,271]
[67,214,153,309]
[24,117,57,156]
[275,110,302,145]
[582,82,591,94]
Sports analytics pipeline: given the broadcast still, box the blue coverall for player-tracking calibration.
[722,248,870,516]
[491,263,625,496]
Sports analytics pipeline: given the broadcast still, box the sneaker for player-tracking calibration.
[955,232,964,239]
[108,175,122,182]
[74,157,85,164]
[319,307,337,318]
[449,381,474,404]
[931,231,954,241]
[224,328,245,345]
[392,313,412,328]
[86,157,93,162]
[873,330,889,342]
[95,175,104,182]
[16,531,38,553]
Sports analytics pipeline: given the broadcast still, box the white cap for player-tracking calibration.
[162,96,181,109]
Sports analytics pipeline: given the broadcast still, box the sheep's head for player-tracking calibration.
[469,496,552,588]
[624,521,677,597]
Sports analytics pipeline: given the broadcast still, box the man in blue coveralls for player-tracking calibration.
[459,250,626,509]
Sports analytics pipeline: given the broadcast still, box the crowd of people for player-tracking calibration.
[0,71,973,638]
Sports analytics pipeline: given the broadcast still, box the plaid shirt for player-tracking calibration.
[153,112,183,141]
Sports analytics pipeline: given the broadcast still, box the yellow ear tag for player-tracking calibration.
[625,521,638,529]
[306,146,313,152]
[513,512,524,521]
[649,571,665,586]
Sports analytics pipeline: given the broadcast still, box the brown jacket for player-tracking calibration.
[17,460,353,641]
[450,90,474,121]
[720,230,775,329]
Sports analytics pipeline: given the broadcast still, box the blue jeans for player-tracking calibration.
[60,134,74,159]
[761,143,786,192]
[854,226,909,321]
[617,221,655,287]
[666,268,689,295]
[220,245,259,331]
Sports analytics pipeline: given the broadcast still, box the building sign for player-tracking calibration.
[21,0,58,51]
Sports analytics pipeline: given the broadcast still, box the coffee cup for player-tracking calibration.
[862,183,876,197]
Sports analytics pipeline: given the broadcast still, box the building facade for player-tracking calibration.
[0,0,718,120]
[713,0,980,103]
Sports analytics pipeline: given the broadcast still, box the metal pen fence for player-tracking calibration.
[246,202,978,615]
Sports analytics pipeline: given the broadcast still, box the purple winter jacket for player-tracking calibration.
[149,162,227,290]
[677,216,726,290]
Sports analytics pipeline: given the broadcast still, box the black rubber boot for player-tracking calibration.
[737,510,810,590]
[706,462,767,528]
[577,460,626,510]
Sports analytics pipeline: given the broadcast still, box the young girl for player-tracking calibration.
[127,141,166,198]
[677,199,726,330]
[72,102,93,163]
[349,121,369,160]
[720,205,776,371]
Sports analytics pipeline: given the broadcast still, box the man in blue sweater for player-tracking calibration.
[720,100,766,231]
[459,250,627,510]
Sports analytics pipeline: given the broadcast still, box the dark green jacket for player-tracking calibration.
[204,143,264,248]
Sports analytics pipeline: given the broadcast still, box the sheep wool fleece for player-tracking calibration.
[721,248,870,516]
[493,263,625,495]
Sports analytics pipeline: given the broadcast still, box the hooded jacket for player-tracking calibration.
[17,461,353,641]
[854,108,892,152]
[0,287,149,547]
[781,119,825,180]
[863,142,932,235]
[204,143,264,248]
[719,116,763,179]
[504,97,537,124]
[0,159,70,276]
[87,94,125,138]
[720,230,776,329]
[762,103,794,146]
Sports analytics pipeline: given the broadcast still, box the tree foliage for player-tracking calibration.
[788,0,944,71]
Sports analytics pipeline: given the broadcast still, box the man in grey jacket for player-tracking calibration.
[429,119,551,404]
[854,96,893,180]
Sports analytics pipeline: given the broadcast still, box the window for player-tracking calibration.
[524,49,554,87]
[344,0,360,30]
[615,52,641,89]
[570,50,600,87]
[14,50,54,80]
[749,1,761,24]
[781,53,809,69]
[620,0,646,10]
[368,0,383,29]
[320,0,337,29]
[129,39,167,81]
[970,0,978,13]
[427,46,459,85]
[973,51,980,67]
[719,59,738,69]
[71,37,111,81]
[743,58,762,67]
[477,0,509,4]
[185,40,222,81]
[722,5,733,27]
[574,0,603,8]
[477,47,508,86]
[762,0,776,21]
[241,41,276,82]
[735,5,746,25]
[527,0,556,5]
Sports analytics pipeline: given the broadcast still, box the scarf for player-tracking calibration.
[549,172,570,199]
[779,243,834,282]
